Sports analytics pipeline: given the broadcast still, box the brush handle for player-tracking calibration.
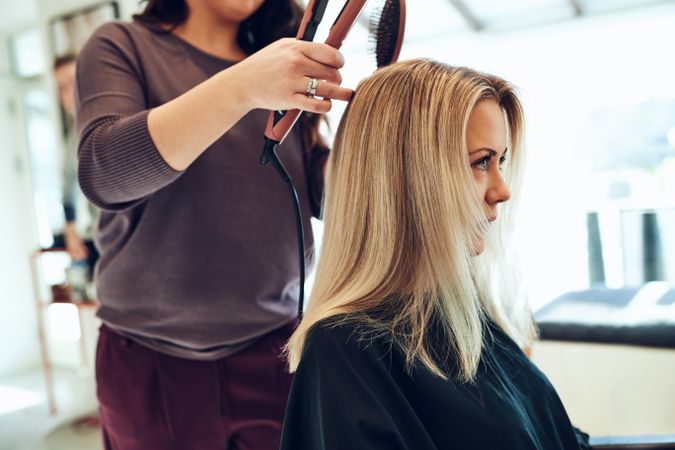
[264,0,368,145]
[391,0,406,65]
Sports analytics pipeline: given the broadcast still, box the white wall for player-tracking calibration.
[0,74,41,377]
[37,0,142,22]
[0,0,145,379]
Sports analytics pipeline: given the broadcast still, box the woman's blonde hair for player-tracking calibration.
[286,59,537,382]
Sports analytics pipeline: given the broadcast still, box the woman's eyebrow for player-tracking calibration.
[470,147,497,156]
[469,147,508,156]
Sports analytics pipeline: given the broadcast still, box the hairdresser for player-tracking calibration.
[75,0,351,448]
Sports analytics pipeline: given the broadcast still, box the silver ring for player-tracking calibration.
[305,78,319,97]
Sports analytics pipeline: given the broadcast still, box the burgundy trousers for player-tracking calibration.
[95,322,295,450]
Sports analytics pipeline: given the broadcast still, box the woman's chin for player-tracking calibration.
[471,240,485,256]
[227,1,265,20]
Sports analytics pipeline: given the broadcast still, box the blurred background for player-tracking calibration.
[0,0,674,448]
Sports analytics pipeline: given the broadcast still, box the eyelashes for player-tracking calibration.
[472,156,490,170]
[472,154,507,171]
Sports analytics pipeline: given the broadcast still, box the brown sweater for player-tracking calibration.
[75,20,326,359]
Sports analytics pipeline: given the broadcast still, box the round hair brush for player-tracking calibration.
[260,0,406,320]
[370,0,406,70]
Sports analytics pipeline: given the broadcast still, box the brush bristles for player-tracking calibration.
[368,0,402,69]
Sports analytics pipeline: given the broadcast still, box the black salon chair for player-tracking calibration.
[589,435,675,449]
[535,285,675,450]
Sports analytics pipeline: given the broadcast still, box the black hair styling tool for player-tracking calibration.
[260,0,406,320]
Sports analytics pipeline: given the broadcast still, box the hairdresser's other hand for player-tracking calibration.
[64,222,88,262]
[229,38,353,115]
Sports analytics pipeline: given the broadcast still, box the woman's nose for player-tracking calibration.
[485,171,511,205]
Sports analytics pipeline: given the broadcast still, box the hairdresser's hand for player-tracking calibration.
[148,39,352,171]
[229,38,353,114]
[64,222,88,262]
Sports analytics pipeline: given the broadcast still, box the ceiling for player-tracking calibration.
[314,0,675,43]
[1,0,672,37]
[406,0,674,37]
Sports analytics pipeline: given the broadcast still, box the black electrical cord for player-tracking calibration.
[261,137,306,319]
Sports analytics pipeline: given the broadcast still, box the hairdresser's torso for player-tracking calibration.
[82,20,315,359]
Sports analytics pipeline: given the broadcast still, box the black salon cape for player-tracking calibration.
[280,318,585,450]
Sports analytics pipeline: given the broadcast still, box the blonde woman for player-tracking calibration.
[280,59,588,449]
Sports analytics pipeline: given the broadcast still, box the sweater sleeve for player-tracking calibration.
[280,323,437,450]
[75,22,182,211]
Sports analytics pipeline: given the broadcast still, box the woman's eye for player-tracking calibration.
[498,156,507,170]
[473,156,490,170]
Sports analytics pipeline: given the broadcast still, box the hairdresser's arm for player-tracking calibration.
[148,38,352,171]
[76,24,351,211]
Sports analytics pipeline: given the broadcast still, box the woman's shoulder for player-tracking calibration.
[82,19,165,53]
[79,19,181,74]
[86,19,137,41]
[303,315,395,362]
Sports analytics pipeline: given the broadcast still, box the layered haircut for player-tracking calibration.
[286,59,536,382]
